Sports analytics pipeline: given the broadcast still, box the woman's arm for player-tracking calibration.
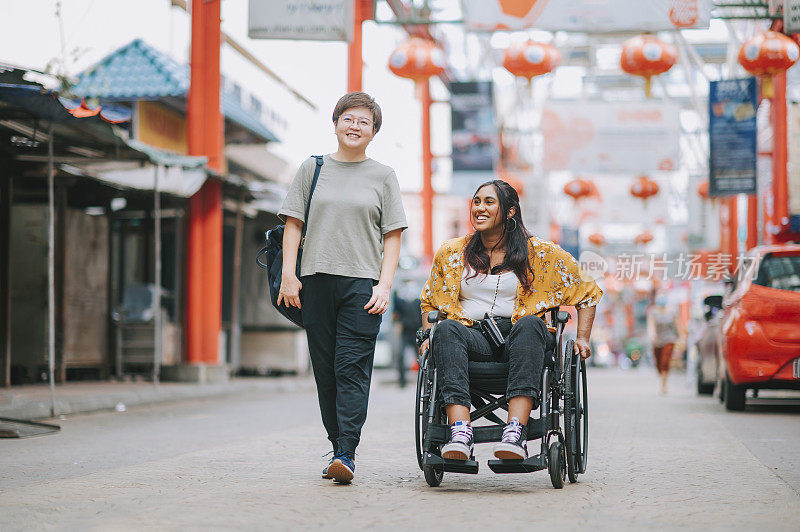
[277,216,304,309]
[574,306,596,359]
[365,228,403,315]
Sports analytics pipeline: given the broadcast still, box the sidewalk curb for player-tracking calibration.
[0,376,318,421]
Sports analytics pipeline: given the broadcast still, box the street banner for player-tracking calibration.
[709,78,758,197]
[248,0,353,41]
[450,81,496,196]
[542,101,681,173]
[460,0,712,33]
[789,102,800,215]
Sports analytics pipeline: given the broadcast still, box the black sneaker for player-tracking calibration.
[493,417,528,460]
[326,451,355,484]
[441,421,473,461]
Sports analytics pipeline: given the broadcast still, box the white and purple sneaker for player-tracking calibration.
[441,420,473,461]
[493,417,527,460]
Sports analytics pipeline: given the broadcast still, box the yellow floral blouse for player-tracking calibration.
[420,235,603,326]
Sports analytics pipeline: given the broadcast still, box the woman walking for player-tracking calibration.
[277,92,407,483]
[646,293,685,395]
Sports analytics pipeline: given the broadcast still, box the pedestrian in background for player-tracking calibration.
[277,92,408,484]
[392,278,422,388]
[646,293,685,395]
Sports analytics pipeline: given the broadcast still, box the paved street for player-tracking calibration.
[1,367,799,531]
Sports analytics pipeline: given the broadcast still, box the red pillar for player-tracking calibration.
[420,80,434,263]
[771,72,790,242]
[746,195,758,250]
[186,0,223,365]
[347,0,369,92]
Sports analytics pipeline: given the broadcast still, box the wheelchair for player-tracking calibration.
[415,308,588,489]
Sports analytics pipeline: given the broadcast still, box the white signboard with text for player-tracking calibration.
[248,0,353,41]
[542,101,681,173]
[461,0,712,33]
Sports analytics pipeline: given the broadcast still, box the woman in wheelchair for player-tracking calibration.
[418,180,602,462]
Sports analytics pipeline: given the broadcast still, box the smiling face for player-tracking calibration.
[471,184,514,233]
[334,106,375,153]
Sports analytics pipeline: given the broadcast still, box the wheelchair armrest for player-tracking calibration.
[556,311,571,324]
[427,310,445,324]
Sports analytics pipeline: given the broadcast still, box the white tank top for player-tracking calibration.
[459,269,518,321]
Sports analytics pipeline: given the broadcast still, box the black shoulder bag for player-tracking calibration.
[256,155,323,328]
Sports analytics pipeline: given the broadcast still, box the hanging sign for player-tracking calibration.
[709,78,758,197]
[460,0,712,33]
[542,101,680,173]
[248,0,353,41]
[785,0,800,34]
[450,81,497,196]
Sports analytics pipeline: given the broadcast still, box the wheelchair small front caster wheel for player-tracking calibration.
[548,441,566,489]
[423,465,443,487]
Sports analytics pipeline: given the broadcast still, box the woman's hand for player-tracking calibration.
[365,283,391,315]
[277,274,302,309]
[418,338,429,357]
[574,337,592,359]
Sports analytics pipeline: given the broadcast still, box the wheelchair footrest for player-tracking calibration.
[423,452,479,474]
[487,454,547,474]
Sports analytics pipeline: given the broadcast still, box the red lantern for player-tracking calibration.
[588,233,606,247]
[634,231,654,245]
[620,35,677,98]
[503,40,561,81]
[564,178,593,201]
[697,181,709,200]
[738,31,799,98]
[388,37,446,83]
[630,175,659,202]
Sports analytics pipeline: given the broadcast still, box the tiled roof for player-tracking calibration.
[73,39,278,142]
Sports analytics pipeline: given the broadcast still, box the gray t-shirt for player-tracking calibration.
[278,155,408,280]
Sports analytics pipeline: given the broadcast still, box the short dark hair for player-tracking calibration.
[332,92,382,133]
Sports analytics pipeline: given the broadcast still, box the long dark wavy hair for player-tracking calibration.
[464,180,535,292]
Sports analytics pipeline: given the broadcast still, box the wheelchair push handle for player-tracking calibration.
[556,310,571,324]
[427,310,445,323]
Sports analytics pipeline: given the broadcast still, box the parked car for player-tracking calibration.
[694,294,723,395]
[716,245,800,411]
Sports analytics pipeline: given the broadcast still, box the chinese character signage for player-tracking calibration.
[450,81,496,196]
[709,78,758,196]
[248,0,353,42]
[460,0,712,33]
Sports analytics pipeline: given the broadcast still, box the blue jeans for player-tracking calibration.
[432,315,551,409]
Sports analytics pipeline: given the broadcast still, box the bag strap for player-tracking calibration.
[301,155,324,238]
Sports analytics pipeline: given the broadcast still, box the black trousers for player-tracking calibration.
[301,274,381,454]
[432,315,551,409]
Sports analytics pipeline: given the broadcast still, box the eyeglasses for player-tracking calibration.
[340,114,372,129]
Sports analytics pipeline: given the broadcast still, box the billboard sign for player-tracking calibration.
[542,101,681,173]
[709,78,757,197]
[450,81,496,196]
[248,0,353,41]
[460,0,712,33]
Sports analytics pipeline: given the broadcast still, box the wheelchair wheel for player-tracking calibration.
[423,399,445,487]
[564,344,588,481]
[548,440,566,489]
[415,361,426,471]
[423,465,444,487]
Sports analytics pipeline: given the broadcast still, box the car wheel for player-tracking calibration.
[724,373,746,411]
[696,364,714,395]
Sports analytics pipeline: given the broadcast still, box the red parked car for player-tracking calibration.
[716,245,800,411]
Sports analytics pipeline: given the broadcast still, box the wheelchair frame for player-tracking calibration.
[415,308,588,489]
